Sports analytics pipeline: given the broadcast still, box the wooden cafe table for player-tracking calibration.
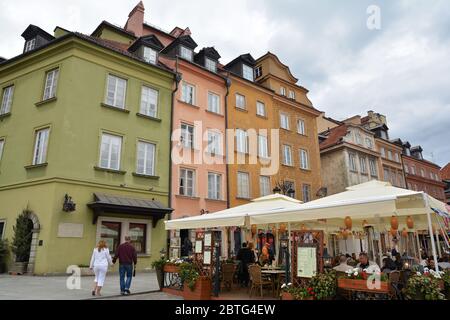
[261,269,285,297]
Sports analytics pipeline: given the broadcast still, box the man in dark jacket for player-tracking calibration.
[113,236,137,295]
[236,243,255,287]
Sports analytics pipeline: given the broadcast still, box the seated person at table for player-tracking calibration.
[259,242,275,266]
[236,243,255,288]
[333,255,353,272]
[381,256,397,273]
[356,253,380,273]
[438,255,450,270]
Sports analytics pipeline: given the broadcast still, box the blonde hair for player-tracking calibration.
[97,240,107,252]
[248,242,254,250]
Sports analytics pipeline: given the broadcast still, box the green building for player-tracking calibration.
[0,24,175,275]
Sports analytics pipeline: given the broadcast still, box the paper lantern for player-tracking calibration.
[300,224,307,231]
[251,225,257,235]
[342,229,349,239]
[390,216,399,230]
[279,223,286,233]
[362,220,369,228]
[406,216,414,229]
[401,228,408,238]
[344,216,352,230]
[390,228,397,237]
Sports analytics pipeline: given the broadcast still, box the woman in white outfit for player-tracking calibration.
[89,240,113,296]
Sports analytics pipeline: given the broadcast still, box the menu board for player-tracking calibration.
[195,240,203,254]
[203,251,212,265]
[204,233,212,247]
[297,247,317,278]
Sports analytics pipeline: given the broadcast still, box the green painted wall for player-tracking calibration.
[0,36,174,274]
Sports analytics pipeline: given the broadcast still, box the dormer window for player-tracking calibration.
[143,47,157,64]
[180,46,193,61]
[25,38,36,52]
[205,58,217,72]
[242,64,254,81]
[255,65,263,78]
[380,130,389,140]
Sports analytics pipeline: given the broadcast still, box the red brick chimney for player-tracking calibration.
[124,1,145,37]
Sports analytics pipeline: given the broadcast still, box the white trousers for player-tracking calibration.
[94,265,108,287]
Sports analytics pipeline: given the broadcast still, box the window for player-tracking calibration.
[207,92,220,114]
[140,86,158,117]
[99,133,122,170]
[179,168,195,197]
[100,221,121,253]
[380,130,388,140]
[280,113,290,130]
[1,86,14,115]
[404,164,409,174]
[282,145,293,166]
[106,74,127,108]
[394,153,400,162]
[236,129,248,153]
[299,149,309,170]
[288,90,295,100]
[297,119,306,135]
[380,147,385,158]
[435,173,440,181]
[355,133,362,145]
[359,156,367,174]
[369,157,377,176]
[259,176,271,197]
[388,150,393,160]
[420,168,425,177]
[384,168,390,181]
[181,82,195,105]
[25,38,36,52]
[136,141,156,176]
[143,47,157,64]
[208,173,222,200]
[411,166,416,175]
[180,46,193,61]
[207,130,222,155]
[242,64,253,81]
[180,123,194,149]
[280,86,286,96]
[235,93,246,110]
[32,128,50,165]
[129,223,146,254]
[258,135,268,158]
[255,65,262,78]
[365,138,373,149]
[429,172,434,180]
[0,139,4,162]
[43,68,59,101]
[349,153,357,172]
[302,184,311,202]
[256,101,266,117]
[237,172,250,198]
[205,58,217,72]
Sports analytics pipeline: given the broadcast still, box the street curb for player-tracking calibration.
[85,290,162,300]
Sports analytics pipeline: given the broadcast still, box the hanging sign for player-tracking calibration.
[297,246,317,278]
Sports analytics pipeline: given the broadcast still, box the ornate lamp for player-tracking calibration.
[323,248,333,268]
[401,255,415,270]
[63,194,76,212]
[287,187,295,199]
[273,186,282,194]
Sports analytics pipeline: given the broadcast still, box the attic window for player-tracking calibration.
[255,65,262,78]
[143,47,157,64]
[242,64,253,81]
[180,46,193,61]
[25,38,36,52]
[205,58,217,72]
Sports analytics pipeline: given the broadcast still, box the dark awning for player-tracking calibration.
[87,193,173,227]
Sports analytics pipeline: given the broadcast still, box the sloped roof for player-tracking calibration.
[440,163,450,180]
[319,124,349,150]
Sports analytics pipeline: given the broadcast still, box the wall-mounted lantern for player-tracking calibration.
[63,194,76,212]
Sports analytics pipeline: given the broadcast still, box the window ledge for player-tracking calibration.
[136,113,161,122]
[236,197,252,201]
[256,114,268,120]
[300,168,311,172]
[235,107,248,113]
[94,166,126,175]
[205,198,227,203]
[297,133,308,137]
[177,100,200,109]
[25,163,48,170]
[282,164,294,168]
[0,112,11,120]
[35,97,57,107]
[175,195,200,200]
[132,172,160,180]
[101,103,130,113]
[280,127,291,132]
[205,109,224,117]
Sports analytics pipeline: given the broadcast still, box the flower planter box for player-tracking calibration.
[9,262,28,275]
[183,277,212,300]
[280,292,294,300]
[338,278,389,293]
[163,264,180,274]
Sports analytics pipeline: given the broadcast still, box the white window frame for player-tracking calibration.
[255,65,262,78]
[394,153,400,162]
[259,176,271,197]
[288,90,295,99]
[366,138,373,149]
[143,46,157,64]
[1,85,14,115]
[404,164,409,174]
[207,172,222,200]
[258,135,268,158]
[136,140,156,176]
[179,168,195,197]
[207,92,220,114]
[99,133,122,171]
[411,166,416,175]
[237,172,250,199]
[388,150,393,160]
[280,86,286,96]
[359,156,367,174]
[280,113,290,130]
[0,139,4,163]
[25,38,36,52]
[369,158,378,177]
[105,74,127,109]
[235,93,246,110]
[349,153,357,172]
[180,123,194,149]
[299,149,309,170]
[236,129,248,154]
[302,184,311,202]
[242,64,254,81]
[297,119,306,135]
[380,147,385,158]
[140,86,158,118]
[180,46,193,61]
[32,127,50,165]
[207,130,222,155]
[181,82,195,105]
[256,101,266,117]
[355,133,362,145]
[205,58,217,72]
[43,68,59,101]
[282,145,293,166]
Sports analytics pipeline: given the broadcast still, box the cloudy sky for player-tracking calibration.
[1,0,449,166]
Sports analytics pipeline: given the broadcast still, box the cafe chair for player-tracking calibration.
[388,271,402,300]
[248,264,274,298]
[222,263,235,291]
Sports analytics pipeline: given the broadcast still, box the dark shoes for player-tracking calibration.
[120,291,126,296]
[92,290,96,296]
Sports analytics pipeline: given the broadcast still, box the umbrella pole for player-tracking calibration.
[415,232,421,259]
[423,194,439,272]
[288,222,292,279]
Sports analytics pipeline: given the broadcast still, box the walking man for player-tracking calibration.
[113,236,137,295]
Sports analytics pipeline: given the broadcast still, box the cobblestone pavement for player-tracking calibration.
[95,292,183,300]
[0,272,159,300]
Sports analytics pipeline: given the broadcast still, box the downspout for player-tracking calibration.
[224,74,231,209]
[167,57,182,253]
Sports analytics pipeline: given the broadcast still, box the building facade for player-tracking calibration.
[0,21,175,274]
[440,163,450,204]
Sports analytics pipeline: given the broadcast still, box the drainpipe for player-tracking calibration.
[224,74,231,209]
[167,57,182,253]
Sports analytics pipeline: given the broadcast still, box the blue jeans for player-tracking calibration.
[119,264,133,292]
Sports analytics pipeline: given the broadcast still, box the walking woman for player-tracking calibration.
[89,240,113,296]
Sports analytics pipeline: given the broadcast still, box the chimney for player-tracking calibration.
[124,1,145,37]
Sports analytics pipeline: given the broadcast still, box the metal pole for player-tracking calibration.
[423,193,439,272]
[288,222,292,283]
[435,229,442,258]
[415,232,421,259]
[213,242,221,297]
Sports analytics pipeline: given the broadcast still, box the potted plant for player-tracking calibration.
[295,286,315,300]
[179,263,211,300]
[10,210,34,275]
[151,257,167,290]
[310,271,337,300]
[280,283,295,300]
[443,270,450,300]
[404,273,445,300]
[0,239,10,274]
[163,258,183,273]
[338,268,389,292]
